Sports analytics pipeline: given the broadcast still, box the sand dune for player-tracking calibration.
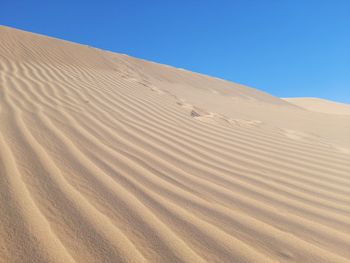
[284,97,350,115]
[0,26,350,263]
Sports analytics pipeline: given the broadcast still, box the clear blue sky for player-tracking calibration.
[2,1,350,103]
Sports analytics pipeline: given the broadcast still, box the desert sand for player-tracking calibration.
[284,97,350,115]
[0,26,349,263]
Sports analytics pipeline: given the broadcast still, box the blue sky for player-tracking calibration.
[2,1,350,103]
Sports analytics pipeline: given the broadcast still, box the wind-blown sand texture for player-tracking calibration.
[0,26,350,263]
[284,97,350,116]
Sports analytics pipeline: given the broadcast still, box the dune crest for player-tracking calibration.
[1,26,350,263]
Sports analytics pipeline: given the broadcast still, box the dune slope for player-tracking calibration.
[284,97,350,115]
[0,26,350,263]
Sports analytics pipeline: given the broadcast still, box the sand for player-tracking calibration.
[0,26,349,263]
[284,97,350,115]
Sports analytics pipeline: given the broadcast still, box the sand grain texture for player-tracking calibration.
[0,26,350,263]
[284,98,350,115]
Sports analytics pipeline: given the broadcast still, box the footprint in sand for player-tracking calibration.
[149,86,164,94]
[176,100,215,122]
[282,129,339,150]
[227,118,263,127]
[333,146,350,155]
[283,129,311,141]
[176,100,261,126]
